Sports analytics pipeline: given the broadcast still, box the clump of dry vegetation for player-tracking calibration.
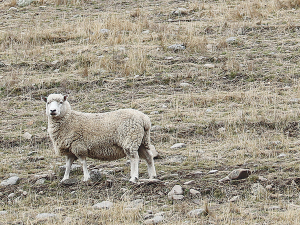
[1,0,300,224]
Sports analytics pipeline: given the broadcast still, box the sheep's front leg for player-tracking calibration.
[129,151,139,183]
[78,157,90,182]
[61,155,76,182]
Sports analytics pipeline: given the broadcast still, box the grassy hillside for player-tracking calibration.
[1,0,300,224]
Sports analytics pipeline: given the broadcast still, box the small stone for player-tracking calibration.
[144,215,164,224]
[190,171,203,178]
[90,169,102,182]
[8,193,15,198]
[93,201,114,209]
[187,208,206,217]
[258,176,268,182]
[142,30,150,34]
[171,194,184,200]
[100,29,110,34]
[150,111,159,115]
[218,176,230,183]
[208,170,218,174]
[27,151,37,156]
[226,37,237,43]
[251,183,267,197]
[203,64,214,68]
[60,178,78,186]
[265,185,273,190]
[167,44,186,51]
[168,185,183,200]
[228,169,251,180]
[268,205,281,211]
[229,196,239,202]
[0,211,7,215]
[35,178,46,185]
[218,127,226,133]
[184,180,195,185]
[180,82,193,88]
[206,108,213,113]
[22,191,27,196]
[1,176,20,186]
[173,8,188,15]
[36,213,57,221]
[189,189,200,195]
[8,7,18,11]
[23,132,32,140]
[170,143,186,149]
[278,153,286,158]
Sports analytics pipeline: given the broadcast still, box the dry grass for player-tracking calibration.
[1,0,300,224]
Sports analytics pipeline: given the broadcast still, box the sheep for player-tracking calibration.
[42,94,157,183]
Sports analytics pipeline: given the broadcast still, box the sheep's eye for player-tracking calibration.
[60,101,63,104]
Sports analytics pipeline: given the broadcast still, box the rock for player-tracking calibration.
[228,169,251,180]
[251,183,267,198]
[23,132,32,140]
[0,211,7,215]
[151,125,162,132]
[258,176,268,182]
[226,37,237,43]
[168,185,183,200]
[218,127,226,133]
[190,171,203,178]
[35,178,46,185]
[268,205,281,211]
[208,170,218,174]
[171,195,184,200]
[93,201,114,209]
[278,153,286,158]
[1,176,20,186]
[170,143,186,149]
[17,0,33,6]
[206,108,213,113]
[60,178,78,186]
[142,30,150,34]
[265,185,273,190]
[184,180,195,185]
[218,176,230,183]
[36,213,57,221]
[203,64,214,68]
[150,111,159,115]
[8,193,15,198]
[189,189,200,196]
[8,7,18,11]
[144,215,164,224]
[160,174,179,180]
[180,82,193,88]
[229,196,239,202]
[100,29,110,34]
[90,169,102,182]
[59,164,82,175]
[27,151,37,156]
[173,8,188,15]
[187,208,206,217]
[167,44,186,51]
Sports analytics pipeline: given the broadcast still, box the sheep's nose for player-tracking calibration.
[50,109,57,115]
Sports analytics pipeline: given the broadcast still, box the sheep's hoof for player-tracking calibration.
[129,177,138,183]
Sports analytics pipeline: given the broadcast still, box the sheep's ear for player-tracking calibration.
[63,95,68,101]
[42,96,47,102]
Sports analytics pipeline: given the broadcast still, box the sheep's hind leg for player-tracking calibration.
[78,157,90,182]
[138,145,157,179]
[61,155,77,182]
[129,151,139,183]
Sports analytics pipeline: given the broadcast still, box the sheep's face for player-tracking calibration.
[42,94,69,118]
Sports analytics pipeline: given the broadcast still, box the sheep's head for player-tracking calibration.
[42,94,70,118]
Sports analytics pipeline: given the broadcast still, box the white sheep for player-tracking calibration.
[42,94,157,183]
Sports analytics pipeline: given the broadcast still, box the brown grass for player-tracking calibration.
[1,0,300,224]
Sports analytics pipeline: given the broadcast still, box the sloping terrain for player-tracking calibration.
[1,0,300,224]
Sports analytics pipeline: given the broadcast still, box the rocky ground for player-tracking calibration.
[1,0,300,224]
